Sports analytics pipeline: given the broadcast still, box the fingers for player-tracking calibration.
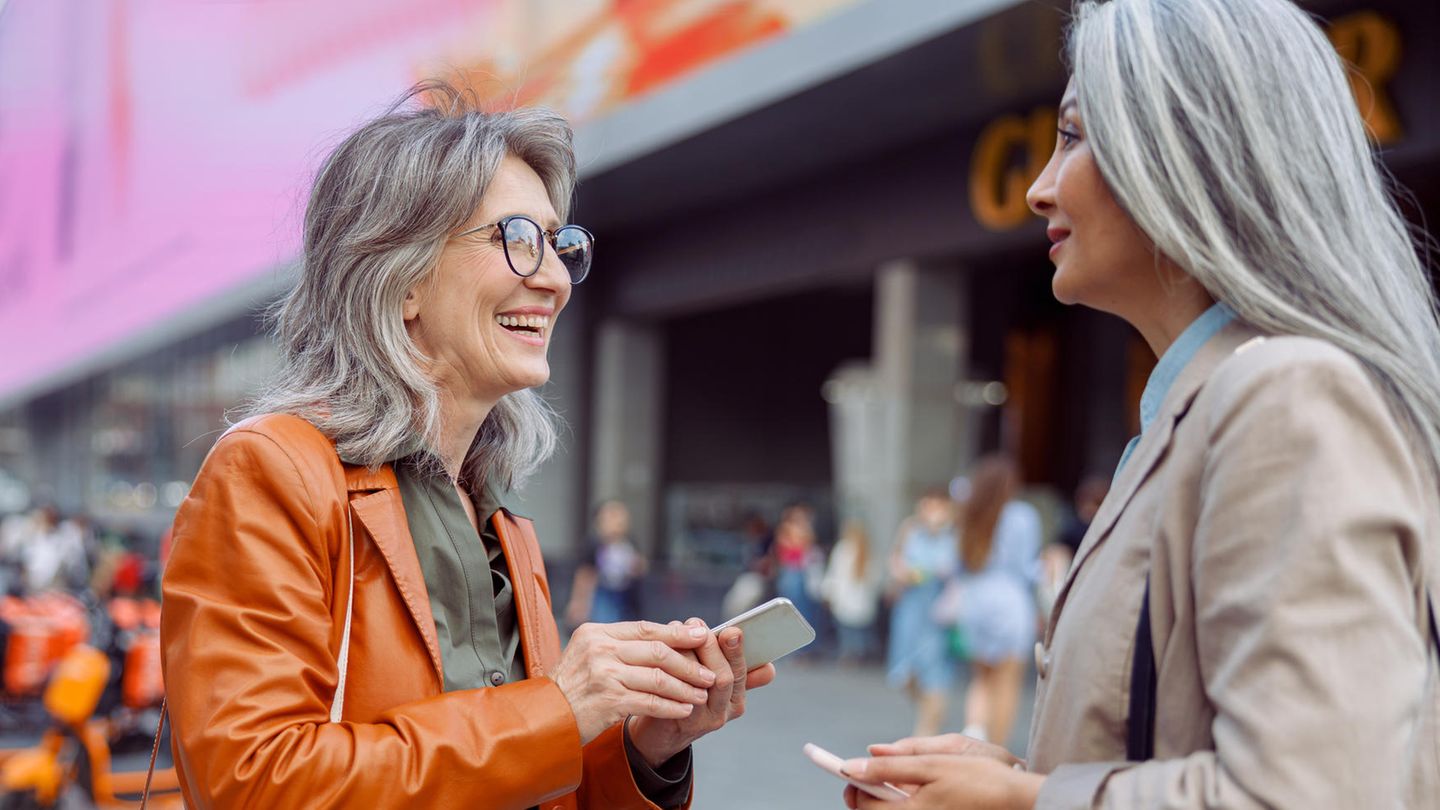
[617,656,710,702]
[868,733,964,756]
[684,619,734,720]
[717,626,748,719]
[604,619,709,649]
[744,662,777,690]
[867,734,1022,767]
[611,635,718,690]
[842,755,948,788]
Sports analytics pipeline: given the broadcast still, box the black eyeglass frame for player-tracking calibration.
[455,215,594,284]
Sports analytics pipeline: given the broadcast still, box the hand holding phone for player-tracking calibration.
[803,743,911,801]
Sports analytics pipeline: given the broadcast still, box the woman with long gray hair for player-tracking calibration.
[842,0,1439,807]
[159,82,770,809]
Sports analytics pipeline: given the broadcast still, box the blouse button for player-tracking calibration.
[1034,642,1049,678]
[489,670,506,687]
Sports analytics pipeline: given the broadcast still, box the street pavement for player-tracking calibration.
[692,658,1036,809]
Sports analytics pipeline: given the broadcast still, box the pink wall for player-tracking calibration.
[0,0,863,402]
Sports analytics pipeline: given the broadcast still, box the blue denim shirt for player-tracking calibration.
[1115,302,1235,477]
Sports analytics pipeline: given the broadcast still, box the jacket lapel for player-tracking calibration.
[1046,323,1261,637]
[344,464,445,684]
[493,511,562,679]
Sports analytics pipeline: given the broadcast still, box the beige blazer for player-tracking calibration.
[1028,322,1440,809]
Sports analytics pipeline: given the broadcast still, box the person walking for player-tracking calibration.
[949,455,1040,751]
[820,519,879,665]
[886,490,961,737]
[566,500,647,626]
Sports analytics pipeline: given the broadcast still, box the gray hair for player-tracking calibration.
[1069,0,1440,480]
[241,80,576,490]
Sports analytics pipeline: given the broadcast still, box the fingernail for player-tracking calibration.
[726,634,741,649]
[693,690,708,702]
[689,626,708,639]
[843,759,867,776]
[701,669,717,685]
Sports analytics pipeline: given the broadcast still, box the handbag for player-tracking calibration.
[141,496,358,808]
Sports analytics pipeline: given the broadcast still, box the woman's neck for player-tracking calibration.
[1131,282,1216,360]
[434,389,497,481]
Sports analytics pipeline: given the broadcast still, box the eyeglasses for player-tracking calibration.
[455,215,594,284]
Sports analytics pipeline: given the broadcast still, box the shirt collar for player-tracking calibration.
[1138,302,1235,433]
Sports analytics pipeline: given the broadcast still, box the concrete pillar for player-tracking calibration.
[587,318,665,559]
[848,260,969,560]
[510,294,588,559]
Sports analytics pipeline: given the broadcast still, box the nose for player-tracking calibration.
[1026,150,1059,218]
[525,241,573,294]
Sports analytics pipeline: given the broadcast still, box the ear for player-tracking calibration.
[402,287,422,323]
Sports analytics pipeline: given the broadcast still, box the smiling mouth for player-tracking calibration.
[496,314,548,341]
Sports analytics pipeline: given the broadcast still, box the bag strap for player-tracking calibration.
[141,501,357,808]
[1126,582,1440,763]
[331,502,356,723]
[1125,575,1156,761]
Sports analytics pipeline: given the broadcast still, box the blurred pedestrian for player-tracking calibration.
[845,0,1440,806]
[161,80,769,810]
[820,519,878,665]
[948,455,1040,749]
[885,489,959,737]
[565,500,647,626]
[772,503,822,634]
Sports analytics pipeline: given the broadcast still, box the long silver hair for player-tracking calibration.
[242,81,574,490]
[1069,0,1440,480]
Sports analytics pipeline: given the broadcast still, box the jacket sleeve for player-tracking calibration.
[1036,348,1431,809]
[162,427,591,810]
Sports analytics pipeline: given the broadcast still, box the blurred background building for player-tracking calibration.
[1,0,1436,576]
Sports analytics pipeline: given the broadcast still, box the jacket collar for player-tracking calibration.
[1045,321,1262,637]
[343,462,446,684]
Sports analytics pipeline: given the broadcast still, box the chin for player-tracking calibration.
[1051,269,1083,306]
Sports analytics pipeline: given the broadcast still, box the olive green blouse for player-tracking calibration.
[391,454,691,807]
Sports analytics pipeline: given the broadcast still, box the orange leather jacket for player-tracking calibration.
[161,414,690,810]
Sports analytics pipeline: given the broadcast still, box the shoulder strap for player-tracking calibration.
[1126,575,1157,761]
[330,502,356,722]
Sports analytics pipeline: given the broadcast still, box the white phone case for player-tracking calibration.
[802,743,911,801]
[715,597,815,667]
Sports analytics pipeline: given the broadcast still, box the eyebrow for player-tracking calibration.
[497,211,563,231]
[1058,99,1078,119]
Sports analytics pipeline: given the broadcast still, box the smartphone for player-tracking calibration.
[802,743,911,801]
[715,597,815,668]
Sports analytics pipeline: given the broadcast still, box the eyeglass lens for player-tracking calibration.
[500,217,592,284]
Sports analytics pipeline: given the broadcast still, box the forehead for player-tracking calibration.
[471,154,560,227]
[1059,78,1078,116]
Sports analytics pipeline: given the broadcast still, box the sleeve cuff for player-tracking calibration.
[1034,762,1129,810]
[622,721,693,808]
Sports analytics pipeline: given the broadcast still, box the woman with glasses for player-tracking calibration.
[841,0,1439,807]
[159,81,771,809]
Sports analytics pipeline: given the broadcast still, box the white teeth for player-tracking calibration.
[495,314,549,331]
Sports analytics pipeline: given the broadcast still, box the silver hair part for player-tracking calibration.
[1069,0,1440,480]
[241,80,575,489]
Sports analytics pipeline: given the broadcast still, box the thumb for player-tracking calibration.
[842,755,948,786]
